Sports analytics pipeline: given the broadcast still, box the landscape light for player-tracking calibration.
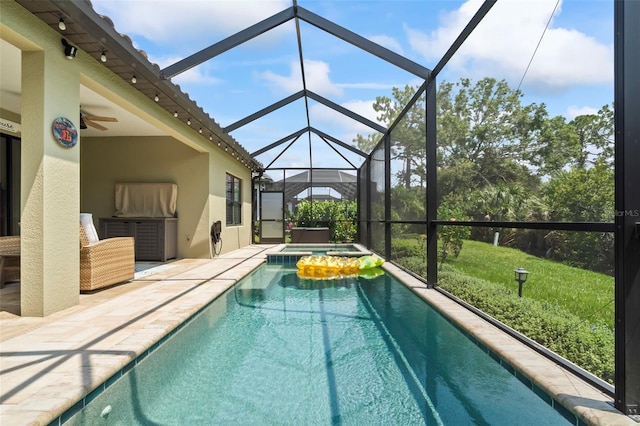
[514,267,529,297]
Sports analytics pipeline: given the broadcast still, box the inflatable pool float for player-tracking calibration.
[296,255,384,279]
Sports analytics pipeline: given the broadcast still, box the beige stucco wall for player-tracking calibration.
[208,147,254,252]
[1,1,84,315]
[80,136,209,258]
[81,135,253,258]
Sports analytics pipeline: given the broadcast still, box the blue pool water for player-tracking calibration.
[66,264,572,425]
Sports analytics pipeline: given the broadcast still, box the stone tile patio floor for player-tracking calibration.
[0,245,635,425]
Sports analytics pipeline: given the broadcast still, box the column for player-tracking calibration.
[20,46,80,316]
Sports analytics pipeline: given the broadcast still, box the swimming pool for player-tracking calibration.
[280,244,360,252]
[65,263,573,425]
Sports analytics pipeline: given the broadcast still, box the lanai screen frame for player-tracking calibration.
[353,0,638,416]
[161,0,638,415]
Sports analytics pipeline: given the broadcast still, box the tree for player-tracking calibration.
[568,104,614,168]
[437,77,546,192]
[356,77,548,194]
[352,77,615,274]
[437,202,471,267]
[544,160,614,222]
[466,182,548,246]
[355,86,426,188]
[390,185,425,220]
[522,114,575,178]
[542,160,614,274]
[525,104,614,177]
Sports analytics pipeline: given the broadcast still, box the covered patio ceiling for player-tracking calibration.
[6,0,261,170]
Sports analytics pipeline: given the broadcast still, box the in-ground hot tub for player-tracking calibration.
[267,243,372,266]
[290,227,330,243]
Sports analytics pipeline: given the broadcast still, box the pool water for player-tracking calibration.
[67,264,572,425]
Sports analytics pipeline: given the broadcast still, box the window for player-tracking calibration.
[226,173,242,225]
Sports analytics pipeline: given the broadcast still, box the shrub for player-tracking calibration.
[394,256,426,277]
[437,267,614,384]
[391,239,423,259]
[437,202,471,265]
[291,200,357,242]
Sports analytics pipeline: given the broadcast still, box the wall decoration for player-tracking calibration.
[51,117,78,148]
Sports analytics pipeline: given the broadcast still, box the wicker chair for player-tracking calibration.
[0,235,20,288]
[80,223,135,292]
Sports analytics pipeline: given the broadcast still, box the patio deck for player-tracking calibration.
[0,245,634,426]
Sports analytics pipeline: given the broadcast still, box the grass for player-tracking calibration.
[392,237,616,382]
[443,240,615,329]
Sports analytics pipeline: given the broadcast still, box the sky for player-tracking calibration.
[89,0,614,171]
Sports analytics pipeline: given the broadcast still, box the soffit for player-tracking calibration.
[11,0,260,170]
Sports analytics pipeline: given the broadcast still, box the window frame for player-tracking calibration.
[226,173,242,226]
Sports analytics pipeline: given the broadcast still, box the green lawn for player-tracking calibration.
[444,240,614,328]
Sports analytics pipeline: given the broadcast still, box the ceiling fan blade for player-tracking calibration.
[83,116,118,122]
[85,120,108,131]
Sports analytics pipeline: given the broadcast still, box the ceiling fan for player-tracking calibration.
[79,111,118,131]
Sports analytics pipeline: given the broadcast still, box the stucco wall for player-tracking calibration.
[81,135,253,258]
[208,149,254,253]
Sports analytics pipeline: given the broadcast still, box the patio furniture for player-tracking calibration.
[0,235,20,288]
[80,215,135,292]
[291,227,330,243]
[99,183,178,261]
[100,217,177,261]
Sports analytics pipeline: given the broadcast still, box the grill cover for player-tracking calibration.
[114,183,177,218]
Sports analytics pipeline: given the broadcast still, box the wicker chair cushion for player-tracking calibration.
[80,213,99,243]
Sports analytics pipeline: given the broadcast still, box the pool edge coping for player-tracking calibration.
[381,262,635,426]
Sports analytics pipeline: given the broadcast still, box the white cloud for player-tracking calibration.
[172,67,221,86]
[91,0,291,45]
[258,60,343,97]
[406,0,613,91]
[147,54,221,85]
[310,99,383,144]
[337,82,397,90]
[342,100,384,129]
[368,35,404,55]
[566,105,598,119]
